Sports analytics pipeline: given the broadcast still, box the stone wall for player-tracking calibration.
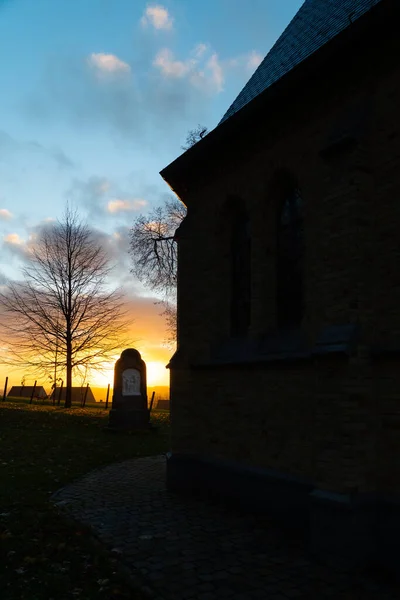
[170,34,400,498]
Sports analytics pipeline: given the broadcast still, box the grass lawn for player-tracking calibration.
[0,401,170,599]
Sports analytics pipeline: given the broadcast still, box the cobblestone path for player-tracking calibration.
[52,456,399,599]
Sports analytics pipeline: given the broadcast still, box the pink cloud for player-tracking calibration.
[141,5,173,30]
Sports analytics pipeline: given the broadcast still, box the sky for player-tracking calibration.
[0,0,303,390]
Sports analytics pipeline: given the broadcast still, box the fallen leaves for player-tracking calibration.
[1,530,13,539]
[0,401,170,599]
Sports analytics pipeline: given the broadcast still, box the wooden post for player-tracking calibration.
[105,383,110,410]
[30,380,37,404]
[58,380,63,406]
[149,391,155,413]
[83,383,89,407]
[2,376,8,401]
[52,384,56,406]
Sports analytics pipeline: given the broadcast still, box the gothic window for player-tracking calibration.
[231,211,251,336]
[276,188,304,328]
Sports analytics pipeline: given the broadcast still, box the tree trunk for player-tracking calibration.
[64,314,72,408]
[65,346,72,408]
[65,243,73,409]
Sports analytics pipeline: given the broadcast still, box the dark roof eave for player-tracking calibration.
[160,0,391,200]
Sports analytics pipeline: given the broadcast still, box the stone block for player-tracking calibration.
[309,489,376,568]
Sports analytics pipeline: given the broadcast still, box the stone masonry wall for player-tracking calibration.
[171,40,400,496]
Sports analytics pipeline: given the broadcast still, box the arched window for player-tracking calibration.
[231,210,251,336]
[276,188,304,328]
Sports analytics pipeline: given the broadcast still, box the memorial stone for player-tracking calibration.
[107,348,150,431]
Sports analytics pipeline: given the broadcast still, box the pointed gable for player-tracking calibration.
[219,0,383,124]
[8,386,48,399]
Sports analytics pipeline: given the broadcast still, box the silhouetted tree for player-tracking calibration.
[129,197,185,297]
[0,207,127,408]
[181,124,208,151]
[129,198,185,344]
[130,124,207,342]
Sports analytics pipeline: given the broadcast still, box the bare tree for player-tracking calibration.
[130,123,205,340]
[181,124,208,151]
[160,301,177,349]
[129,197,186,297]
[0,207,128,408]
[130,123,207,295]
[129,198,186,345]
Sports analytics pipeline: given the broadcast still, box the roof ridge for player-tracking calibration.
[218,0,383,125]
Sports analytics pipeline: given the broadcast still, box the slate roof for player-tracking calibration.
[219,0,383,124]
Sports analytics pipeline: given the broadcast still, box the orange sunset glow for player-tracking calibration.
[92,360,169,388]
[0,296,172,397]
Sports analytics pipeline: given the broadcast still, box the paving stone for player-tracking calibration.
[180,592,196,600]
[212,570,229,580]
[198,582,215,592]
[181,576,199,587]
[52,455,400,600]
[282,588,304,598]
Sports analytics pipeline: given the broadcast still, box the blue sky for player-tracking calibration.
[0,0,303,382]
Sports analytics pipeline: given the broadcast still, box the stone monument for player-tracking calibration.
[107,348,150,431]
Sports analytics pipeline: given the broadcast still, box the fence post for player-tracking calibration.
[149,391,155,413]
[105,383,110,410]
[83,383,89,407]
[2,376,8,401]
[58,380,63,406]
[30,381,37,404]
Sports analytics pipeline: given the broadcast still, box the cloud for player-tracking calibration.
[4,233,21,245]
[76,175,111,199]
[193,43,208,59]
[246,51,263,71]
[50,148,75,169]
[67,176,150,221]
[67,171,172,223]
[0,209,12,220]
[87,53,131,77]
[204,53,224,93]
[141,5,173,30]
[1,218,133,287]
[152,46,262,95]
[107,198,147,214]
[25,53,208,145]
[24,37,263,146]
[83,224,134,286]
[227,50,263,74]
[67,176,111,217]
[153,48,190,78]
[2,232,32,262]
[0,130,75,170]
[97,180,111,194]
[153,45,224,94]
